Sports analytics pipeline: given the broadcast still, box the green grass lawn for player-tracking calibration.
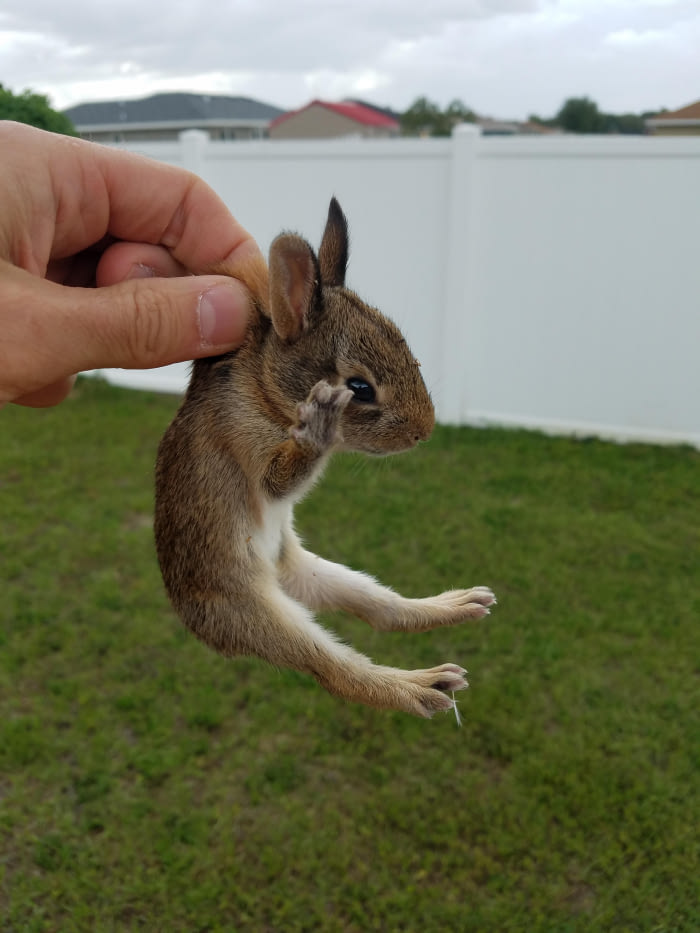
[1,377,698,932]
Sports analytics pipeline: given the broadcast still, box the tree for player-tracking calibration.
[401,97,442,136]
[528,113,558,129]
[549,97,651,134]
[401,96,476,137]
[601,112,646,135]
[0,84,76,135]
[444,98,477,128]
[556,96,605,134]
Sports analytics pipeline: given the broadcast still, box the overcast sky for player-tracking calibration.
[2,0,698,119]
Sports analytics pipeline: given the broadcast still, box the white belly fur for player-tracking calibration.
[252,498,293,566]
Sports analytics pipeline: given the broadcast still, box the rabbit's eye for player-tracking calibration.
[346,378,376,404]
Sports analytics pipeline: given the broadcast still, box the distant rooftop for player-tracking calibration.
[63,92,285,130]
[270,99,400,131]
[343,99,402,122]
[648,99,700,122]
[645,98,700,134]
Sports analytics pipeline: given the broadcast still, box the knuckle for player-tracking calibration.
[124,286,173,366]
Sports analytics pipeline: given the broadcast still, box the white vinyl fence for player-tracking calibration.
[98,127,700,448]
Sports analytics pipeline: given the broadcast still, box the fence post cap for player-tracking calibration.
[452,122,481,138]
[178,129,210,141]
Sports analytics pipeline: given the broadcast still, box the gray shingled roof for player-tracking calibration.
[63,92,285,126]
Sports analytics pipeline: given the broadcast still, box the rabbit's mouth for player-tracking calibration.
[347,437,422,457]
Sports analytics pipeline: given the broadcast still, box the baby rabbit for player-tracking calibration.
[154,198,495,718]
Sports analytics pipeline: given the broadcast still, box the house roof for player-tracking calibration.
[651,99,700,121]
[344,99,401,122]
[63,92,285,127]
[270,99,400,130]
[476,117,561,136]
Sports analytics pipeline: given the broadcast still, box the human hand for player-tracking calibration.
[0,121,265,407]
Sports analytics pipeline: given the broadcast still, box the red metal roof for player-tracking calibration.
[271,99,399,130]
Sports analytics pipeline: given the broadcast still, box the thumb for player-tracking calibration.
[1,264,251,405]
[77,274,252,368]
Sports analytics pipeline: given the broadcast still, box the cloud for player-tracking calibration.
[604,27,672,46]
[1,0,699,118]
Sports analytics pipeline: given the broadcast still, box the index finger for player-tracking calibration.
[92,143,265,277]
[16,123,268,298]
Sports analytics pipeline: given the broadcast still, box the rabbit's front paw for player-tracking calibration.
[291,380,353,452]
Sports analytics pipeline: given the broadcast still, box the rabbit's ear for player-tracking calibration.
[268,234,321,342]
[318,197,348,287]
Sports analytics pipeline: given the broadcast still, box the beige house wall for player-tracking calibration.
[270,105,397,139]
[648,124,700,137]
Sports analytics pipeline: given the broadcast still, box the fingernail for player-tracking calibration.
[198,283,249,348]
[127,263,157,279]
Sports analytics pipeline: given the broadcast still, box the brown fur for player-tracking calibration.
[154,199,495,718]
